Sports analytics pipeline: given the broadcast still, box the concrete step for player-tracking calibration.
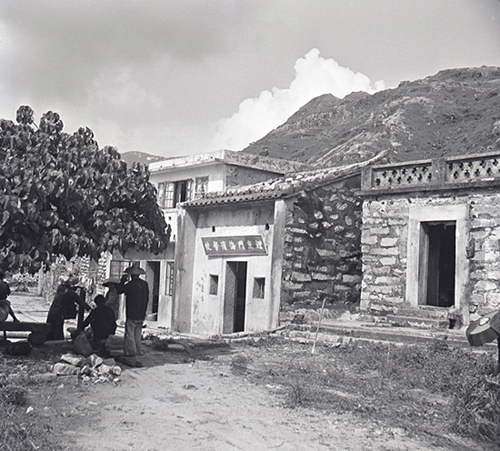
[284,320,498,353]
[386,314,450,330]
[396,306,450,320]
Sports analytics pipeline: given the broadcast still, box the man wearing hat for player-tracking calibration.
[116,264,149,357]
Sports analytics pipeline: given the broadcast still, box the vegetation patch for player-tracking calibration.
[0,359,58,451]
[229,337,500,446]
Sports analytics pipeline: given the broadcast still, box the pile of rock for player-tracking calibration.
[50,353,122,383]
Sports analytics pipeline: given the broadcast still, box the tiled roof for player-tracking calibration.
[183,152,386,208]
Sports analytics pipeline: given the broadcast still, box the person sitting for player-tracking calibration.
[0,269,19,323]
[78,295,116,354]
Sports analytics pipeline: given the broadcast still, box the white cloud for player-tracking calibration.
[211,48,385,151]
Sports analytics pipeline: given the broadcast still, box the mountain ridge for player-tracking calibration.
[241,66,500,167]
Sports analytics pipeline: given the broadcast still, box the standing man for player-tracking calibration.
[103,278,121,320]
[116,264,149,357]
[46,277,91,341]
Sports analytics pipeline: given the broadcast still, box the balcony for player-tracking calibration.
[361,151,500,194]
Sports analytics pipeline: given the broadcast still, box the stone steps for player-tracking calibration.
[282,320,498,352]
[395,306,451,320]
[386,314,450,330]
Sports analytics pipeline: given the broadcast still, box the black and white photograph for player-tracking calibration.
[1,1,500,450]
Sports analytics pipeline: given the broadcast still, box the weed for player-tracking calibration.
[239,337,499,444]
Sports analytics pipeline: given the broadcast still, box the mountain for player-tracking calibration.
[242,67,500,167]
[120,151,165,167]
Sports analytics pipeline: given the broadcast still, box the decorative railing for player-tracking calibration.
[446,155,500,183]
[362,151,500,191]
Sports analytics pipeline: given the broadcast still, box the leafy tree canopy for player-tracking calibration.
[0,106,171,273]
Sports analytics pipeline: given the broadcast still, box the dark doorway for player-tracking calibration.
[146,261,161,319]
[223,262,247,334]
[425,223,455,307]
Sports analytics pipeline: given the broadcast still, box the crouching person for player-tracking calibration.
[78,295,116,356]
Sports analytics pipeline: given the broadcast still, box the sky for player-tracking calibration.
[1,0,499,159]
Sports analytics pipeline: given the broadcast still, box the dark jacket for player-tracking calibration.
[117,277,149,321]
[62,288,91,319]
[81,304,117,340]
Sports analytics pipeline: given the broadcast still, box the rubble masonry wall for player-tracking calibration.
[280,177,362,316]
[360,190,500,318]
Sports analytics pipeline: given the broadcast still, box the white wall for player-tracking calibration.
[188,203,276,337]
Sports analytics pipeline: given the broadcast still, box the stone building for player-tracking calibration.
[360,151,500,328]
[173,159,376,336]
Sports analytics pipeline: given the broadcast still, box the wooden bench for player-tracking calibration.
[0,321,51,345]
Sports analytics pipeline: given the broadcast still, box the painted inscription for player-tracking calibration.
[202,235,268,256]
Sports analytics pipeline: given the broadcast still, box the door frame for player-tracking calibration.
[222,261,248,334]
[406,204,470,323]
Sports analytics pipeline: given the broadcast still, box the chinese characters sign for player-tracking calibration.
[202,235,268,256]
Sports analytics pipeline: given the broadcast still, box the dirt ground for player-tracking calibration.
[3,293,495,450]
[11,337,486,451]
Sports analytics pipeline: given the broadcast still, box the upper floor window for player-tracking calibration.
[195,176,209,198]
[158,180,193,208]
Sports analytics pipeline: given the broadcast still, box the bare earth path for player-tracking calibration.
[30,347,479,451]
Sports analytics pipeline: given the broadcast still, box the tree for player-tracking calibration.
[0,106,171,273]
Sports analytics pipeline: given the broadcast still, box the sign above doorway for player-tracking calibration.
[202,235,267,256]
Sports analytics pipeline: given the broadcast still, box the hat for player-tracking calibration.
[63,276,80,287]
[125,264,145,276]
[103,277,120,287]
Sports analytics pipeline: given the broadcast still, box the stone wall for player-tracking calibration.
[360,190,500,319]
[360,197,410,315]
[280,176,362,313]
[468,192,500,317]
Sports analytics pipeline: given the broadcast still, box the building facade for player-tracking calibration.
[173,160,376,337]
[111,150,312,328]
[360,151,500,328]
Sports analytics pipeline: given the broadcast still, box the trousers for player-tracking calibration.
[124,319,143,357]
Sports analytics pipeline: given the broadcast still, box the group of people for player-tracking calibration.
[49,264,149,358]
[47,263,149,357]
[0,263,150,360]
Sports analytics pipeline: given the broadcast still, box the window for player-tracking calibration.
[165,261,174,296]
[209,275,219,295]
[157,182,166,207]
[157,180,192,208]
[195,176,208,198]
[253,277,265,299]
[164,182,175,207]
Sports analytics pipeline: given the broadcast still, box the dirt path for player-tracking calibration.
[29,346,474,451]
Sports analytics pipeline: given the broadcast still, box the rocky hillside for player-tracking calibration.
[242,67,500,167]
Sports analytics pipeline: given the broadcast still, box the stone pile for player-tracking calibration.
[50,352,122,383]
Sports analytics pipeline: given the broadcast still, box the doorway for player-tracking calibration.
[423,222,456,307]
[146,261,160,319]
[223,261,247,334]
